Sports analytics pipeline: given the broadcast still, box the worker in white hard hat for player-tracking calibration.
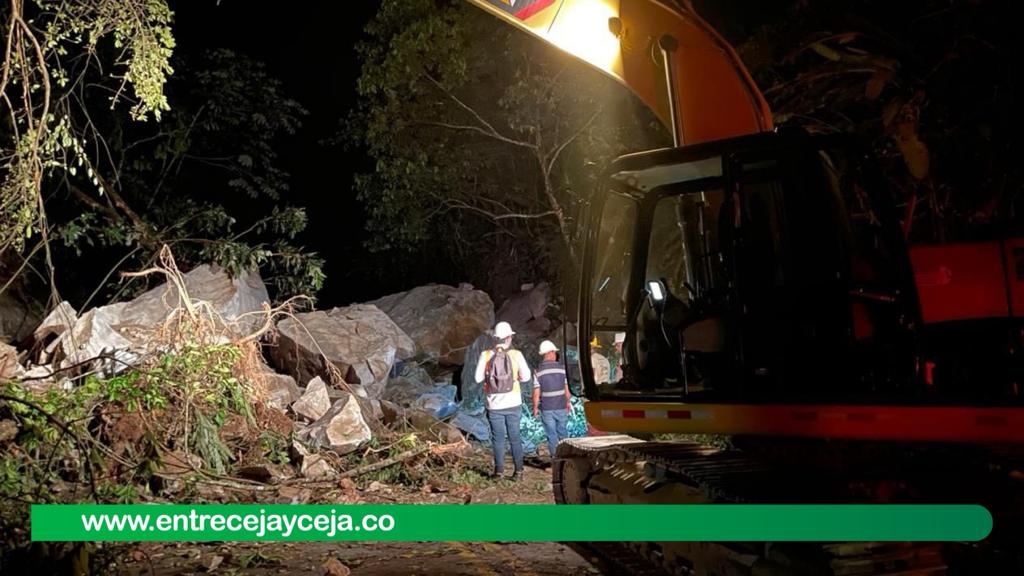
[474,321,532,481]
[609,332,626,382]
[532,339,572,459]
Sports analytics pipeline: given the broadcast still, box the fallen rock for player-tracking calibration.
[61,302,137,369]
[270,304,414,397]
[1,341,23,380]
[54,264,269,372]
[370,284,494,365]
[292,376,332,422]
[496,282,550,336]
[472,486,506,504]
[407,409,465,444]
[301,455,336,480]
[301,393,373,455]
[323,557,351,576]
[379,399,405,426]
[256,367,301,411]
[381,376,433,407]
[117,264,270,336]
[31,301,77,361]
[391,360,433,387]
[289,444,336,480]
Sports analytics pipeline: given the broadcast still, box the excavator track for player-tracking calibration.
[553,435,949,575]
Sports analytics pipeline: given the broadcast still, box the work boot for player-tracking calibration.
[509,470,523,482]
[488,470,503,480]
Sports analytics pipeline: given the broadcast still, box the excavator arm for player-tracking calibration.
[463,0,773,145]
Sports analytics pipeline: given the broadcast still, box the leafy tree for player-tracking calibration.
[52,48,324,302]
[1,1,324,304]
[709,0,1020,241]
[346,0,665,294]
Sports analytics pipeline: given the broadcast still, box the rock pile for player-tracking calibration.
[0,268,581,484]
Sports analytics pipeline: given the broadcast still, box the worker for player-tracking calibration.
[474,321,532,481]
[532,340,572,459]
[608,332,625,382]
[590,336,611,385]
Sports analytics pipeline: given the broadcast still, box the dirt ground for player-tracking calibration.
[108,451,599,576]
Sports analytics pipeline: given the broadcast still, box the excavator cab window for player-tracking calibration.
[582,133,917,402]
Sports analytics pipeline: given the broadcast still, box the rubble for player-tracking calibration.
[1,341,23,380]
[270,304,415,397]
[292,376,332,422]
[256,365,301,411]
[370,283,494,365]
[1,271,582,520]
[300,392,373,455]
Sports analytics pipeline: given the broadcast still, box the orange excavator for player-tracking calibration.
[465,1,1024,573]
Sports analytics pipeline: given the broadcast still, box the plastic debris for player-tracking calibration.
[414,384,459,419]
[451,411,491,444]
[518,396,587,455]
[459,331,495,413]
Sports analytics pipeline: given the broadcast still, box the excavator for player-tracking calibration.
[464,1,1024,574]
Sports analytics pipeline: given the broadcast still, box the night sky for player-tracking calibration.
[170,0,382,306]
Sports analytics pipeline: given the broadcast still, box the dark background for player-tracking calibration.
[170,0,384,306]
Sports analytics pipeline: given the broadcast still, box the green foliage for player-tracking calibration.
[259,431,291,466]
[2,0,175,254]
[38,0,175,121]
[346,0,665,290]
[3,2,323,303]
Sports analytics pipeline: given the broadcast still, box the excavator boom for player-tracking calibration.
[463,0,773,145]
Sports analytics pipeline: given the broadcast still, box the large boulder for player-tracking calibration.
[300,393,372,455]
[53,264,270,371]
[117,264,270,336]
[496,282,552,347]
[269,304,414,398]
[370,284,494,365]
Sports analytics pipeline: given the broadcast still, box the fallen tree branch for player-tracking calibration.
[338,444,432,479]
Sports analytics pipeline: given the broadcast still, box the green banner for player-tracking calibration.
[31,504,991,542]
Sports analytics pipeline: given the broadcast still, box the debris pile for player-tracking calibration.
[0,250,584,553]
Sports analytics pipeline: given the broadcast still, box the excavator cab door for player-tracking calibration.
[581,132,919,403]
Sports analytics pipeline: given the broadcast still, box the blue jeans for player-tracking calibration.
[541,408,569,457]
[487,408,523,473]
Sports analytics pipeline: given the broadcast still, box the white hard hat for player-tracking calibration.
[614,332,626,344]
[539,340,558,355]
[494,321,515,339]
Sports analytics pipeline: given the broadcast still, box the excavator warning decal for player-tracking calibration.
[483,0,557,20]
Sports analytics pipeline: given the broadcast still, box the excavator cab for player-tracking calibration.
[581,131,920,403]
